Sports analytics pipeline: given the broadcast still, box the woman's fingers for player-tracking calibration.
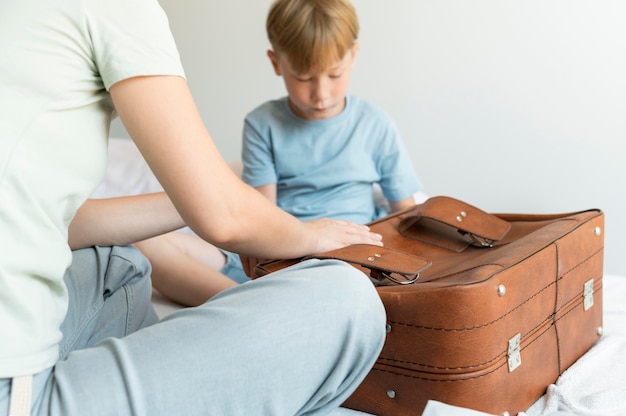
[306,218,383,253]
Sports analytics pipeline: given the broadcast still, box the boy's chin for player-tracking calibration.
[303,106,341,121]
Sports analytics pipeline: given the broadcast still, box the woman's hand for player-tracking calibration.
[304,218,383,254]
[239,218,382,278]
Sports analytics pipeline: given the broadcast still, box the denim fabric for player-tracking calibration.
[1,246,385,416]
[219,249,250,284]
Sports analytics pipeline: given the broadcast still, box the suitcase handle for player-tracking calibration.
[399,196,511,249]
[305,244,431,285]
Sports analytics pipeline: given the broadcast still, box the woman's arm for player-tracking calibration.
[255,184,277,204]
[107,75,381,258]
[68,193,184,250]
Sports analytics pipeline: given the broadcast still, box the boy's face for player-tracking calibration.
[268,45,358,121]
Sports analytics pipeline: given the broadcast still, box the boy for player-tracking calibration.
[242,0,422,224]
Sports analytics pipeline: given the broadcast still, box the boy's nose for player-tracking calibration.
[311,79,329,104]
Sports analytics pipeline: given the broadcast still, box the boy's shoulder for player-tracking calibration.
[348,95,394,123]
[247,97,288,118]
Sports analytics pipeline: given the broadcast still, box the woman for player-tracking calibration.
[0,1,385,414]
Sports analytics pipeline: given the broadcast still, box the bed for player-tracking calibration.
[95,138,626,416]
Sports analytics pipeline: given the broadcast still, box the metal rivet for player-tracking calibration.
[386,323,392,333]
[387,390,396,399]
[456,216,463,222]
[374,253,382,258]
[597,326,604,336]
[594,226,602,237]
[502,412,511,416]
[461,211,467,217]
[497,284,506,297]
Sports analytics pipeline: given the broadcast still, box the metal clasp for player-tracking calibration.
[468,233,495,248]
[458,230,495,247]
[584,279,594,311]
[507,333,522,372]
[370,270,419,285]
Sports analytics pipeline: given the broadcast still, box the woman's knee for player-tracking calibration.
[61,246,157,355]
[284,259,387,338]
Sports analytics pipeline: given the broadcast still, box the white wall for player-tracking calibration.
[111,0,626,275]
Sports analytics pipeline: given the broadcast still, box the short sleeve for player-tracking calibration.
[376,118,423,202]
[241,109,279,188]
[85,0,185,90]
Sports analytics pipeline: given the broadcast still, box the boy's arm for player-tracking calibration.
[390,196,417,213]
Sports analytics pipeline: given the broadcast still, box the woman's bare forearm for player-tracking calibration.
[110,76,382,259]
[68,193,184,250]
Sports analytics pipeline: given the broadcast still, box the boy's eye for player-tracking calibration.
[293,74,313,82]
[329,73,342,79]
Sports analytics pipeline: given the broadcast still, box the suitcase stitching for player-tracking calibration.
[372,322,557,379]
[378,247,604,371]
[385,281,554,332]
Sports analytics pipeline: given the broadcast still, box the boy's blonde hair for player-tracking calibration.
[266,0,359,74]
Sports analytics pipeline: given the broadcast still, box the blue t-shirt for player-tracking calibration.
[242,95,422,224]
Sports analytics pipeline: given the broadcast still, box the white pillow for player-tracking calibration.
[91,138,163,198]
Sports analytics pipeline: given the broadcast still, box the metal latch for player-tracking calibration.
[583,279,594,311]
[507,333,522,372]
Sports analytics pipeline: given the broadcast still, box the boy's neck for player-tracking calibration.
[288,96,348,121]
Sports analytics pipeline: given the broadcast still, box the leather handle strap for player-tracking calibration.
[400,196,511,247]
[306,244,431,285]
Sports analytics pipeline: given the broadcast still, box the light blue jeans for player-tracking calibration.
[219,249,250,284]
[1,245,385,416]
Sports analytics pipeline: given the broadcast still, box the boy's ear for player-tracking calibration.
[267,50,282,76]
[350,42,360,67]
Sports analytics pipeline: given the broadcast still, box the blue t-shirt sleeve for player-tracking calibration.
[374,115,422,202]
[241,110,277,188]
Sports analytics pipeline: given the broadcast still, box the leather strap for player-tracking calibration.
[9,375,32,416]
[399,196,511,250]
[307,244,431,284]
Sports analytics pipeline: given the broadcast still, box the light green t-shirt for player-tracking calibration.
[0,0,184,377]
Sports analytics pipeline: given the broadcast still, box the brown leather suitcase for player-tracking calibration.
[255,196,604,416]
